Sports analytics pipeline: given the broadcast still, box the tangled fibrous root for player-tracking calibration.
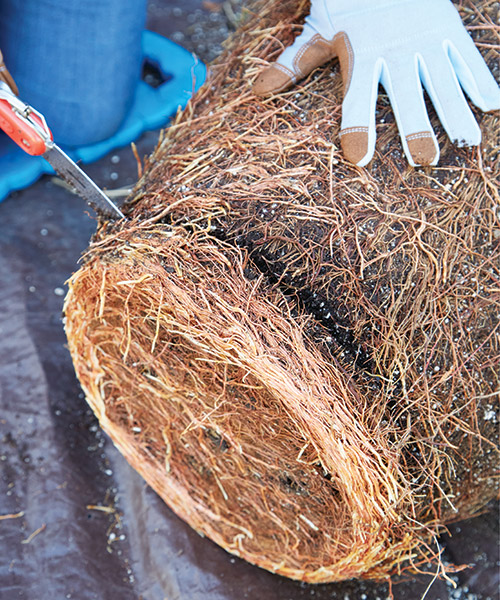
[64,0,499,584]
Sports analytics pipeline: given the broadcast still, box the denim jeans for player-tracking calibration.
[0,0,146,146]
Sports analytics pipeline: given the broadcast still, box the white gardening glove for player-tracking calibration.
[253,0,500,167]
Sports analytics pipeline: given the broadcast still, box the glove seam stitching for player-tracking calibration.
[340,127,369,135]
[406,132,433,141]
[274,63,297,83]
[332,32,354,94]
[293,33,330,77]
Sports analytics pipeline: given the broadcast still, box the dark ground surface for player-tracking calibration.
[0,2,499,599]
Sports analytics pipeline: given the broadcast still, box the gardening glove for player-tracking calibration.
[253,0,500,167]
[0,50,18,95]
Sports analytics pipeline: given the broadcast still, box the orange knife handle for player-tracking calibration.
[0,98,50,155]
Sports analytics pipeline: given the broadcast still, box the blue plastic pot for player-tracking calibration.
[0,0,146,146]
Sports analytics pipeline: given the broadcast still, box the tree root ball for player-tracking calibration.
[64,0,499,584]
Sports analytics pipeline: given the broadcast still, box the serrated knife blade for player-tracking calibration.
[43,144,125,219]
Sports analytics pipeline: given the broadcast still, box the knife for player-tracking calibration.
[0,81,125,219]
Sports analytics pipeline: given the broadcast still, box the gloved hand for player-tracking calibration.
[253,0,500,167]
[0,50,18,95]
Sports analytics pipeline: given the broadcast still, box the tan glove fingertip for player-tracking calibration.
[253,64,296,96]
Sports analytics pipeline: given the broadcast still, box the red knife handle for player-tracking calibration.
[0,98,51,155]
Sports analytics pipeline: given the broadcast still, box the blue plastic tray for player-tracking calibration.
[0,31,206,201]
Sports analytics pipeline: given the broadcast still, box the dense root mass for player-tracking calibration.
[64,0,499,583]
